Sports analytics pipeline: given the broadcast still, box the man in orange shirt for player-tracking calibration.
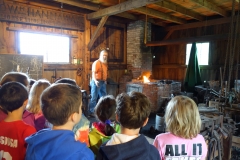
[89,49,108,116]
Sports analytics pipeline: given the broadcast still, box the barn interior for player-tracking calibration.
[1,0,240,159]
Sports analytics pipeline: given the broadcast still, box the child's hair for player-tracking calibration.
[26,79,51,114]
[0,82,28,112]
[0,72,30,87]
[41,83,82,126]
[55,78,77,86]
[165,95,201,139]
[29,79,36,86]
[116,91,151,129]
[94,95,116,136]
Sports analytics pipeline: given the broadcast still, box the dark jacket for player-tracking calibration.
[96,134,160,160]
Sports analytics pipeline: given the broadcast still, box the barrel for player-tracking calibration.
[155,113,165,132]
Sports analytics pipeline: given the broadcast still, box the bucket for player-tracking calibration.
[155,113,165,132]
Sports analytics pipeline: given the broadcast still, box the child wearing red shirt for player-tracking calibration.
[0,82,36,160]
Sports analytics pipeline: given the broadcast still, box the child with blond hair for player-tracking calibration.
[26,79,51,131]
[153,96,207,160]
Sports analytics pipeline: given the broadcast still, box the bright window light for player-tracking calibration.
[186,42,209,65]
[19,32,70,63]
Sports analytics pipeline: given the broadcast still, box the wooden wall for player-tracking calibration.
[0,0,127,93]
[0,21,86,87]
[152,23,240,88]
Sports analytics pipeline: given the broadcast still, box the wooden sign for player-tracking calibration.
[0,0,84,31]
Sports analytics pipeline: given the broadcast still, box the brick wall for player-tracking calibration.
[127,20,152,79]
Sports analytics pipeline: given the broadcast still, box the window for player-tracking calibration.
[186,42,209,65]
[19,32,70,63]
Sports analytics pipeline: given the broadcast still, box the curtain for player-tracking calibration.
[184,42,202,92]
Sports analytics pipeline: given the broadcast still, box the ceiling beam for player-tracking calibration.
[54,0,138,20]
[166,16,237,31]
[88,16,109,50]
[134,7,186,24]
[190,0,228,17]
[138,15,167,27]
[55,0,98,10]
[154,1,205,21]
[87,0,164,20]
[146,33,234,46]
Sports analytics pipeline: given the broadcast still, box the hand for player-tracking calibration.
[94,80,99,87]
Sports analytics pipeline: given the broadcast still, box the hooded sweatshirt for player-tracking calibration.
[25,128,94,160]
[96,133,160,160]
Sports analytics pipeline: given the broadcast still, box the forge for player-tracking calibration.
[126,75,181,112]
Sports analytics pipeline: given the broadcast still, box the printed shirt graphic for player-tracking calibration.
[0,120,36,160]
[153,132,207,160]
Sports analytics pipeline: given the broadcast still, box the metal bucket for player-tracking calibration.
[155,113,165,132]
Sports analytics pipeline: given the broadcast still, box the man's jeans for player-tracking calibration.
[89,80,107,113]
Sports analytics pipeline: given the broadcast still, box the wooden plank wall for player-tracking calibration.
[0,21,86,87]
[152,23,240,88]
[0,2,127,93]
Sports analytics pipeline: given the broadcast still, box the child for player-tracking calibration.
[25,83,94,160]
[26,79,51,131]
[55,77,77,86]
[0,82,36,160]
[0,72,35,127]
[29,78,36,90]
[153,96,207,160]
[54,77,91,146]
[89,95,120,155]
[96,91,160,160]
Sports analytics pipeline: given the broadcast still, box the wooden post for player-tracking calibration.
[84,15,91,91]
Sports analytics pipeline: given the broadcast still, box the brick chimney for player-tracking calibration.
[127,20,152,79]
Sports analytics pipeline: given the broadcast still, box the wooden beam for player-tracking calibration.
[154,1,205,21]
[133,7,186,24]
[7,27,78,38]
[146,33,233,46]
[138,15,167,27]
[87,0,164,20]
[88,16,109,50]
[54,0,137,20]
[163,30,174,40]
[43,64,82,70]
[190,0,228,17]
[166,16,237,31]
[55,0,99,11]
